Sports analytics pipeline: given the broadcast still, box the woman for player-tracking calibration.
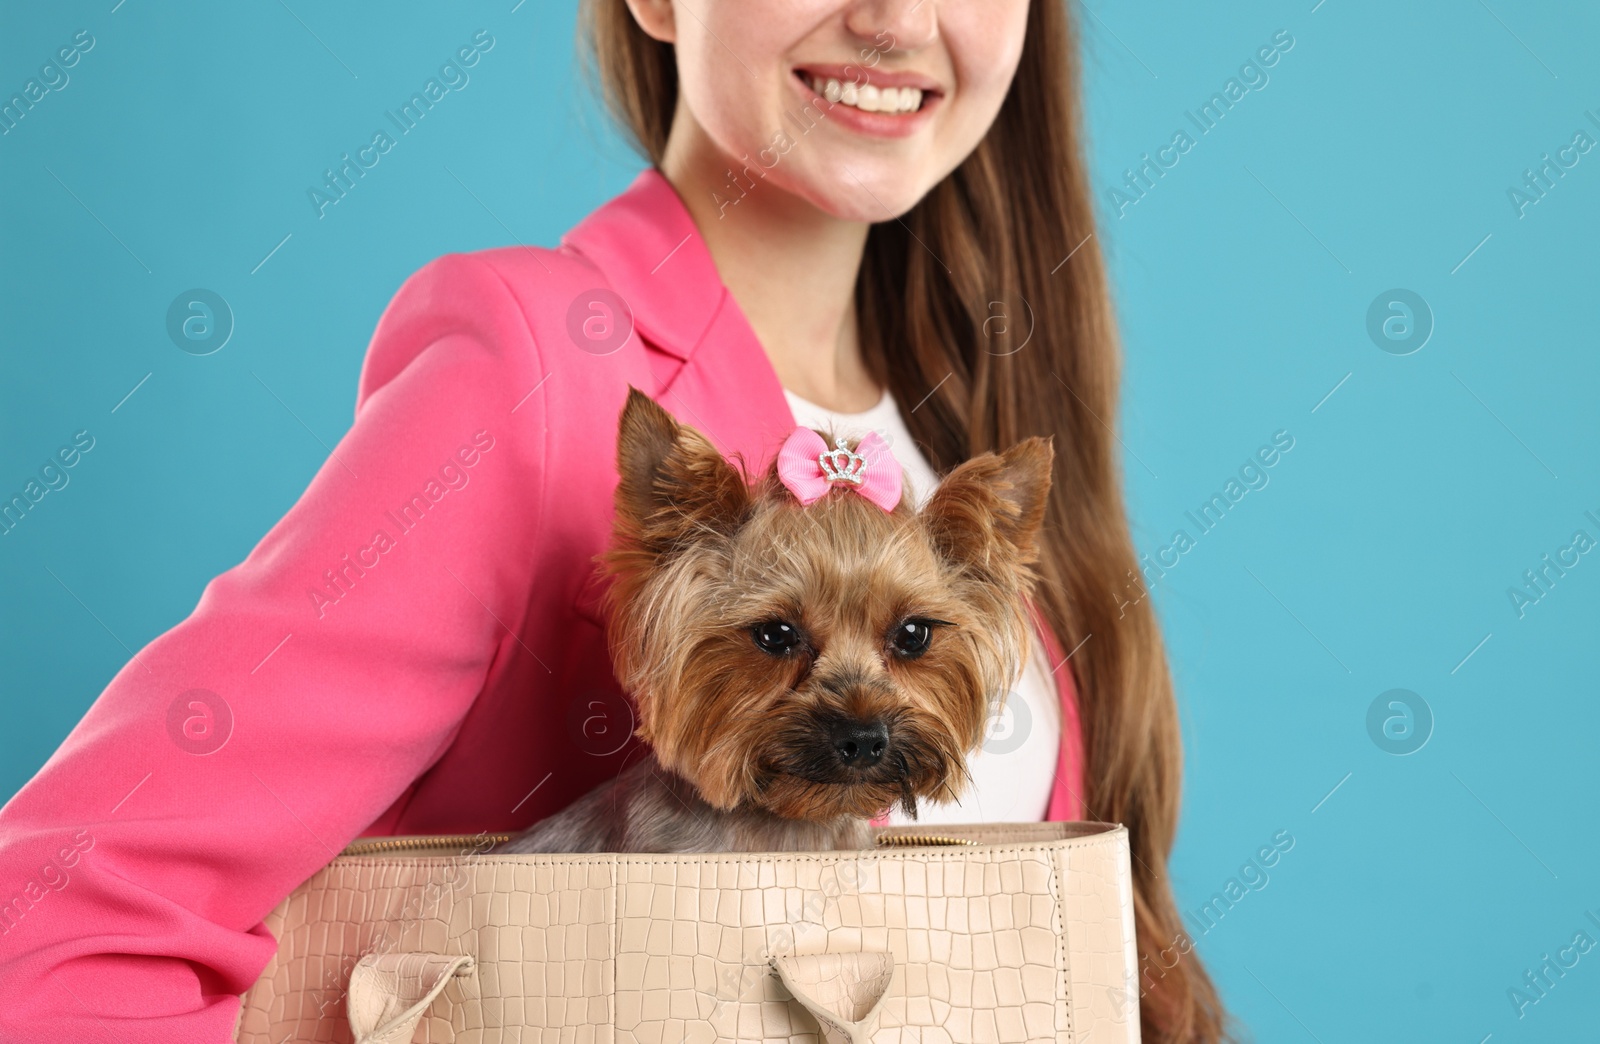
[0,0,1227,1040]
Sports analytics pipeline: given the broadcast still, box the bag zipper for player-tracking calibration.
[874,834,979,847]
[341,834,513,857]
[339,831,977,857]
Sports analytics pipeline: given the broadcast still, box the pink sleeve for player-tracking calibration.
[0,253,549,1043]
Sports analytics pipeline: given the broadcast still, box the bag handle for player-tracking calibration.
[769,952,895,1044]
[346,951,476,1044]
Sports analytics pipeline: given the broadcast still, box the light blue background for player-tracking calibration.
[3,1,1597,1039]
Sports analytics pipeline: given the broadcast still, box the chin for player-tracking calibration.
[778,156,938,224]
[750,775,907,822]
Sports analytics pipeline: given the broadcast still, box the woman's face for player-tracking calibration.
[637,0,1031,222]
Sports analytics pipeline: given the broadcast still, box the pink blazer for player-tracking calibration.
[0,168,1085,1041]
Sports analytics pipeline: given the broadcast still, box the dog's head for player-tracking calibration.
[601,386,1053,822]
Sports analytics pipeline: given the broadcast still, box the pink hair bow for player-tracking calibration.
[776,427,903,512]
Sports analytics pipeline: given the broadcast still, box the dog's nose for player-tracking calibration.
[830,719,889,769]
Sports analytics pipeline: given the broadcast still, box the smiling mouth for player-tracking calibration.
[793,69,935,116]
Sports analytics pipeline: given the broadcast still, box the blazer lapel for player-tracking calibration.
[562,167,796,478]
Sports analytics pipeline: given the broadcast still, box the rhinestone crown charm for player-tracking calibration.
[817,440,868,485]
[776,426,903,511]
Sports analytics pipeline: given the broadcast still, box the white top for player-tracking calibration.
[783,385,1061,824]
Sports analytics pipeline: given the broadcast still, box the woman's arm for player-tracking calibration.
[0,252,550,1043]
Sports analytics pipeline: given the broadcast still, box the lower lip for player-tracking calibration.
[790,72,940,140]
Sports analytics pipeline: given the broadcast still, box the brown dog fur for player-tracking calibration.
[499,386,1053,854]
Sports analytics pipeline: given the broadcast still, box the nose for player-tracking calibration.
[845,0,938,54]
[831,719,890,769]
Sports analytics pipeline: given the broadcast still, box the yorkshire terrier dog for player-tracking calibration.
[499,386,1053,855]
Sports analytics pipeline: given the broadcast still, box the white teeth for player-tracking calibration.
[806,74,923,115]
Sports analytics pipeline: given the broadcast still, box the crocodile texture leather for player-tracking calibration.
[769,952,894,1044]
[348,952,477,1044]
[234,823,1138,1044]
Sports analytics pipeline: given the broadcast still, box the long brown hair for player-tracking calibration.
[578,2,1230,1039]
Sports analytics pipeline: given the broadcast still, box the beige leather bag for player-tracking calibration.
[234,822,1139,1043]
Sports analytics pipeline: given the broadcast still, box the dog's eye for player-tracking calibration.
[890,619,935,659]
[751,620,802,656]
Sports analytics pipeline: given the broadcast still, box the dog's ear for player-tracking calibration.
[613,386,751,551]
[919,436,1054,577]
